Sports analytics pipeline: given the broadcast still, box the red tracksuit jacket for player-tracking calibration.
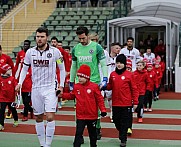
[134,69,150,95]
[0,54,15,77]
[154,67,162,85]
[147,70,159,91]
[160,61,165,74]
[0,76,17,102]
[14,50,32,92]
[62,81,106,120]
[57,47,70,72]
[106,70,139,107]
[56,47,70,84]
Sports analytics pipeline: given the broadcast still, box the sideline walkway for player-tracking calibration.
[0,91,181,147]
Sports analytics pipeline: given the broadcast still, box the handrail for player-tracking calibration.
[0,0,36,41]
[0,0,33,24]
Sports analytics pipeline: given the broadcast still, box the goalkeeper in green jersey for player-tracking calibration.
[69,26,108,140]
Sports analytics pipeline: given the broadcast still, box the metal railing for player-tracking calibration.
[103,0,132,46]
[1,23,39,49]
[0,0,36,41]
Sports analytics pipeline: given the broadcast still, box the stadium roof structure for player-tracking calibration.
[107,16,172,28]
[107,1,181,92]
[129,2,181,23]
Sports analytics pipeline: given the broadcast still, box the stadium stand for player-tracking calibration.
[0,0,22,20]
[8,0,130,61]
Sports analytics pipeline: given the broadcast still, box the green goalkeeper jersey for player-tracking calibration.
[71,41,106,84]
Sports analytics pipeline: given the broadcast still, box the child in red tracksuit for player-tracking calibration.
[144,62,159,111]
[156,55,165,86]
[20,68,33,121]
[0,64,18,130]
[14,41,33,121]
[134,60,150,123]
[126,59,134,135]
[105,54,139,147]
[62,64,107,147]
[156,56,165,74]
[153,61,163,100]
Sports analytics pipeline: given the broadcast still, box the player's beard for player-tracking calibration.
[127,45,133,50]
[81,40,89,46]
[37,42,46,49]
[52,44,56,47]
[81,42,86,45]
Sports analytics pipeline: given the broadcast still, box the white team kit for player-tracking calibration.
[120,47,140,71]
[107,55,117,76]
[19,45,65,115]
[99,50,109,97]
[99,50,109,80]
[143,52,155,63]
[105,54,117,98]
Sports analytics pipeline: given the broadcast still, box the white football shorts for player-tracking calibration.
[31,86,57,115]
[105,90,112,99]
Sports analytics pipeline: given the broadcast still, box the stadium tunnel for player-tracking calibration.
[106,1,181,93]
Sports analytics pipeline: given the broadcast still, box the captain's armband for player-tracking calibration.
[56,57,64,64]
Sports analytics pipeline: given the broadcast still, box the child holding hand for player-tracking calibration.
[105,54,139,147]
[0,64,18,131]
[62,64,107,147]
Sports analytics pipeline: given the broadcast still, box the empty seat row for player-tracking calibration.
[55,6,115,12]
[52,10,113,17]
[48,15,109,22]
[44,20,105,28]
[46,24,103,32]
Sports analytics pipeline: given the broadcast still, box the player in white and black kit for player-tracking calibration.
[16,27,65,147]
[106,42,121,122]
[120,37,140,71]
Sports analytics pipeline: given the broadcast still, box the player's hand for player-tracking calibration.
[57,86,63,95]
[133,105,138,111]
[15,84,22,92]
[99,77,108,90]
[100,112,107,117]
[69,82,74,91]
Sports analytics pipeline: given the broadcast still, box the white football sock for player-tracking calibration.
[108,99,112,109]
[45,121,55,146]
[35,121,45,146]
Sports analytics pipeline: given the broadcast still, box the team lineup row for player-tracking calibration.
[0,26,164,147]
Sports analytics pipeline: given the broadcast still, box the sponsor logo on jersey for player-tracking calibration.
[78,56,92,62]
[47,53,52,58]
[8,81,11,84]
[87,89,91,94]
[89,49,94,54]
[121,76,125,80]
[0,59,4,63]
[127,56,134,60]
[33,59,49,67]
